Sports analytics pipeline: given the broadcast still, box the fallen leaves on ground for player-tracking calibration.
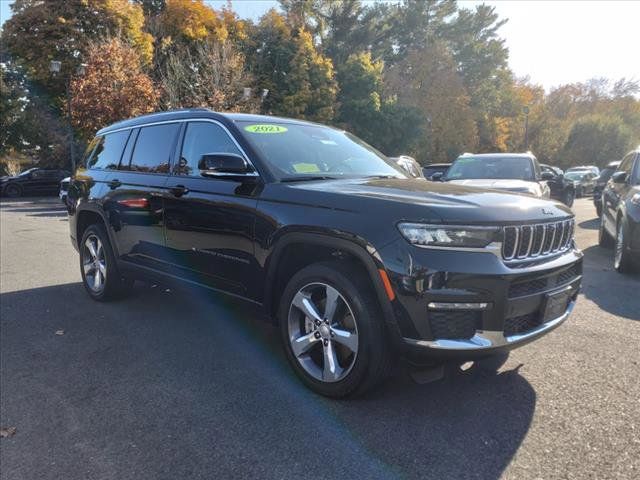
[0,427,17,438]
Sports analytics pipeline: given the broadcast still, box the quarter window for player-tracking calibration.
[128,123,180,173]
[176,122,242,176]
[87,130,130,170]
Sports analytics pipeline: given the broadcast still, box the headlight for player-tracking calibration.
[398,223,501,248]
[632,193,640,206]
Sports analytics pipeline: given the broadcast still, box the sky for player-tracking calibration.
[1,0,638,92]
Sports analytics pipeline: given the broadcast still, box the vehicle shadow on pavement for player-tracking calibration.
[580,245,640,320]
[1,282,534,480]
[578,218,599,230]
[0,198,68,219]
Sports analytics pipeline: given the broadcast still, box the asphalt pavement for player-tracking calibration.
[0,197,638,480]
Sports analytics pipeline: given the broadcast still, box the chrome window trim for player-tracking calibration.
[100,118,260,177]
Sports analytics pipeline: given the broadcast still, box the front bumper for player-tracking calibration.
[377,239,583,359]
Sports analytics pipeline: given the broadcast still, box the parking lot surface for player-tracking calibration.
[1,197,639,480]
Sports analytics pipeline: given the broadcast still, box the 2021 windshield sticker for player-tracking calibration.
[244,124,288,134]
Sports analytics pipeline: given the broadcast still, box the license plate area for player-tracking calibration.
[542,286,573,322]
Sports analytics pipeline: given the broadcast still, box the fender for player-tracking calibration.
[72,202,122,258]
[263,231,399,335]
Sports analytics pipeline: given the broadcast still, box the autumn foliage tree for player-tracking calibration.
[70,38,159,140]
[3,0,153,96]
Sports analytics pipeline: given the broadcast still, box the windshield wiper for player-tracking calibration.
[280,175,337,182]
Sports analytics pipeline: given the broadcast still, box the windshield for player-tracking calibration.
[565,172,587,181]
[18,168,37,177]
[444,156,535,181]
[237,122,406,180]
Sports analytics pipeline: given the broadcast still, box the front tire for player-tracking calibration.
[614,220,636,273]
[4,184,22,198]
[599,218,614,247]
[80,224,132,301]
[278,261,393,398]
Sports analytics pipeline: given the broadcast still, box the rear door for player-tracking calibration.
[102,123,181,269]
[163,120,261,298]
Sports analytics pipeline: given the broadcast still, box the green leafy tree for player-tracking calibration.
[252,10,337,122]
[562,115,634,168]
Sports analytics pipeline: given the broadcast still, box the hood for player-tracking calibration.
[266,177,572,225]
[446,178,541,195]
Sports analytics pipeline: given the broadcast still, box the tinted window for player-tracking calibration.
[88,131,130,170]
[129,123,180,173]
[632,155,640,183]
[177,122,242,176]
[81,137,100,168]
[619,154,634,174]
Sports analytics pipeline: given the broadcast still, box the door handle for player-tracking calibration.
[108,179,121,189]
[169,185,189,197]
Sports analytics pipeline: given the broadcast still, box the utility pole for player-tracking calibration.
[50,60,86,173]
[523,105,530,151]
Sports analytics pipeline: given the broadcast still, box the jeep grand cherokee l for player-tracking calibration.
[442,153,553,198]
[67,109,583,398]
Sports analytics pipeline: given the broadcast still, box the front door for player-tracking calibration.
[163,120,261,298]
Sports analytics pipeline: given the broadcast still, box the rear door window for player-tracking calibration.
[128,123,180,173]
[88,130,130,170]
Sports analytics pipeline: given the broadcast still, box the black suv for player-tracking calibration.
[599,148,640,273]
[67,110,583,397]
[1,168,70,197]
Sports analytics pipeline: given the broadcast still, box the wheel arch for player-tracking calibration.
[75,205,120,257]
[263,232,398,334]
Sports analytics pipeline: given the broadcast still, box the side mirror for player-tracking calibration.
[611,171,627,184]
[430,172,444,181]
[198,153,252,177]
[540,171,555,181]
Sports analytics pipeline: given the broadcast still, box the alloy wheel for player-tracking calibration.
[287,282,359,383]
[82,234,107,292]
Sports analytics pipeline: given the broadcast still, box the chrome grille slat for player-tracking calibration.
[502,219,575,263]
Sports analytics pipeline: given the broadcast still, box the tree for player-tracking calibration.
[386,42,478,162]
[157,0,246,44]
[159,40,257,112]
[562,115,634,168]
[70,38,159,140]
[3,0,153,96]
[251,10,337,122]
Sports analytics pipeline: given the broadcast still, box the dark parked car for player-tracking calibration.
[442,153,552,198]
[564,170,597,197]
[540,164,575,207]
[593,161,621,216]
[599,147,640,273]
[423,163,451,181]
[67,109,582,397]
[0,168,70,197]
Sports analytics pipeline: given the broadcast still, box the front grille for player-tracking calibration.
[508,264,581,298]
[502,219,574,261]
[504,312,541,336]
[429,311,481,340]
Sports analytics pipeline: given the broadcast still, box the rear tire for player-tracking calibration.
[614,220,636,273]
[278,261,393,398]
[79,224,132,301]
[4,184,22,198]
[595,202,602,217]
[598,218,614,248]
